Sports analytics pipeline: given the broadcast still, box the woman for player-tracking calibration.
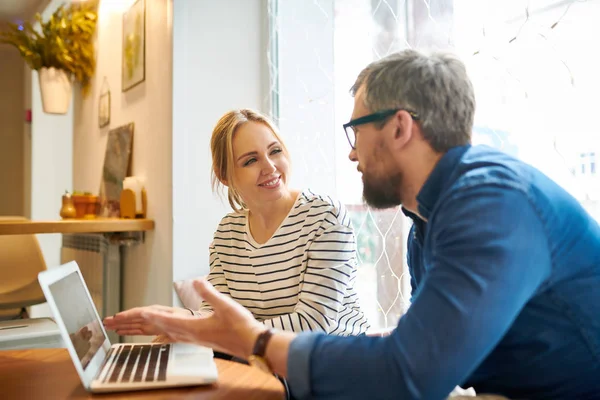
[104,109,368,338]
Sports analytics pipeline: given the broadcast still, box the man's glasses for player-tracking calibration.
[343,108,420,149]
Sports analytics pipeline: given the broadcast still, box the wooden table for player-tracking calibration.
[0,218,155,235]
[0,217,156,336]
[0,349,285,399]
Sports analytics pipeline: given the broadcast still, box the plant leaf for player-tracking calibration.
[0,1,99,94]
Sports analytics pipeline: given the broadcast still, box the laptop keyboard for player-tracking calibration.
[102,344,170,383]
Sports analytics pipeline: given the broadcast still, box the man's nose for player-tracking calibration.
[348,147,357,162]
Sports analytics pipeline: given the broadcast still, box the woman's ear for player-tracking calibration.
[214,168,229,187]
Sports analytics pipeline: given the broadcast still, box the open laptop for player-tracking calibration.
[38,261,218,393]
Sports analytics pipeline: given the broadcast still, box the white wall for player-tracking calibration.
[30,68,73,266]
[30,0,74,269]
[73,0,174,323]
[28,0,74,318]
[171,0,269,300]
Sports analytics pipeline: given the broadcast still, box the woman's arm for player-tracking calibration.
[261,224,362,334]
[197,243,231,313]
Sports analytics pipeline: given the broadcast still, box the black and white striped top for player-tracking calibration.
[200,190,369,336]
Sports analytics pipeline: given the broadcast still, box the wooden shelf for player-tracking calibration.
[0,218,155,235]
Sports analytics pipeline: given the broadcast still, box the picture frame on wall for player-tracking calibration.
[122,0,145,92]
[99,123,134,217]
[98,91,110,128]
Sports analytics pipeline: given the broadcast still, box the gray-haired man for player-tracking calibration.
[108,49,600,400]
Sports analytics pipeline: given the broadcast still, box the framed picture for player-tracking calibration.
[98,91,110,128]
[99,123,134,217]
[122,0,145,92]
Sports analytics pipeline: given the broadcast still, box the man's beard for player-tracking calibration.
[362,168,402,209]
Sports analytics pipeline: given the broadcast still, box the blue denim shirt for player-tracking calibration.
[287,145,600,400]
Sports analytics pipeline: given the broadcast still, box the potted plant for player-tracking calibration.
[0,1,98,114]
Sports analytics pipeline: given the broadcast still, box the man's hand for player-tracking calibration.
[151,334,173,344]
[103,305,187,336]
[140,279,266,360]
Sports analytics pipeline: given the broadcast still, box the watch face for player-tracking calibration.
[248,355,271,373]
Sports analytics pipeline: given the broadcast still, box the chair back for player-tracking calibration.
[0,216,47,309]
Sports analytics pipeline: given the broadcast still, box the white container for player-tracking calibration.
[123,176,146,214]
[38,67,73,115]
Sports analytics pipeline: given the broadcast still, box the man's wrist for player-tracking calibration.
[248,328,275,373]
[252,329,274,356]
[264,330,296,377]
[242,325,296,377]
[244,324,269,359]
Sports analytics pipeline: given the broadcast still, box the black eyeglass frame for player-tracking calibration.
[343,108,420,149]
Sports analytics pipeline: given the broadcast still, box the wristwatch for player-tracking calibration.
[247,329,274,373]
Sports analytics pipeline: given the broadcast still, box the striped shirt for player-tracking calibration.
[200,190,369,336]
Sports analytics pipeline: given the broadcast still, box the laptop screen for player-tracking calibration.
[48,271,107,369]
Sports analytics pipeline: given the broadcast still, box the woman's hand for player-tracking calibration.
[140,279,266,360]
[103,305,190,336]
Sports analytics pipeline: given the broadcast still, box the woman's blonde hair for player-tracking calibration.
[210,109,289,212]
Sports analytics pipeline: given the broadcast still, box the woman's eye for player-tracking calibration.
[271,148,282,155]
[243,158,256,167]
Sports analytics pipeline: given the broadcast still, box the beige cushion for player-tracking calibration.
[0,216,47,311]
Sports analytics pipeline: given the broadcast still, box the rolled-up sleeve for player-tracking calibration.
[287,332,321,399]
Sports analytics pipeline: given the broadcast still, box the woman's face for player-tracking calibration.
[230,121,291,209]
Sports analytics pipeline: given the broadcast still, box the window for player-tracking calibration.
[270,0,600,329]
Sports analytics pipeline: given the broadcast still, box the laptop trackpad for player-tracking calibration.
[169,343,217,379]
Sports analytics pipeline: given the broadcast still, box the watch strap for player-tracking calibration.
[252,329,274,357]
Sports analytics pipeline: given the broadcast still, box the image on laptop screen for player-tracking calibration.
[48,271,107,369]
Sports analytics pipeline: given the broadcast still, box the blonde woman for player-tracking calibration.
[104,109,369,339]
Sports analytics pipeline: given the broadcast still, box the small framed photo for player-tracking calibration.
[122,0,146,92]
[98,91,111,128]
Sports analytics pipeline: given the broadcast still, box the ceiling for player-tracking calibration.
[0,0,49,23]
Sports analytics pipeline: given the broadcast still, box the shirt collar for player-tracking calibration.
[402,145,471,221]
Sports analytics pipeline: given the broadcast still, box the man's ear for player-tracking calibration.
[389,110,414,149]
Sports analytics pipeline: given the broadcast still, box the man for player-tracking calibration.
[107,50,600,399]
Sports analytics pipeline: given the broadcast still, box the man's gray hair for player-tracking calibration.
[351,49,475,152]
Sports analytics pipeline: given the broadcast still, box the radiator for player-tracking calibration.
[61,233,121,342]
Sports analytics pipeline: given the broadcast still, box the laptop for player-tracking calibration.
[38,261,218,393]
